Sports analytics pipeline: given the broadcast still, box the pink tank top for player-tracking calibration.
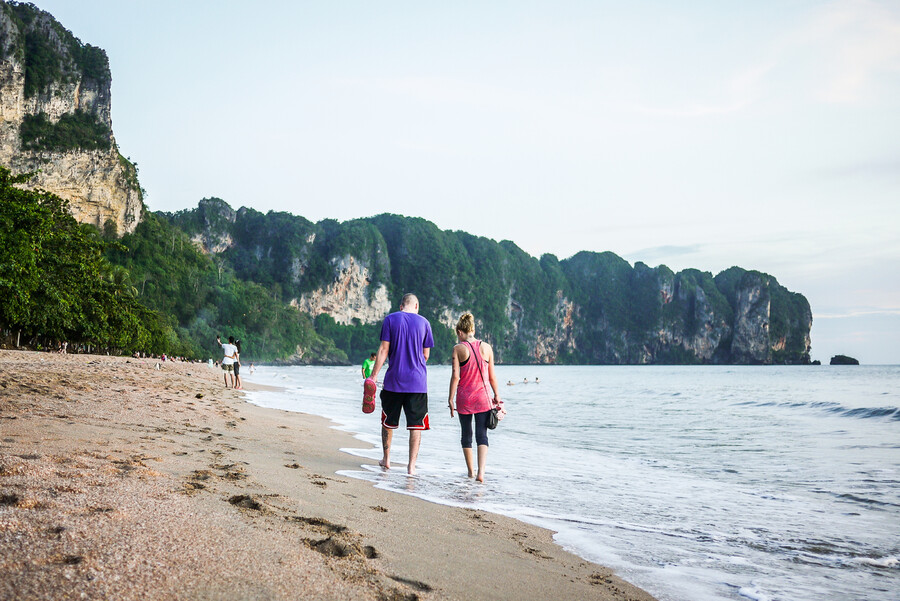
[456,339,493,415]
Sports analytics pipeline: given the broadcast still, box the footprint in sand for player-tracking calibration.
[523,546,552,560]
[589,572,614,586]
[388,575,433,593]
[286,516,347,533]
[228,495,262,511]
[306,536,379,560]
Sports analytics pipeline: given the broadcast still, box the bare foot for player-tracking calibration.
[379,459,390,470]
[408,464,416,476]
[467,470,475,478]
[476,473,485,483]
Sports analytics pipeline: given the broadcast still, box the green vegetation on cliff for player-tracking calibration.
[106,211,345,363]
[2,1,111,98]
[149,200,812,365]
[20,110,112,152]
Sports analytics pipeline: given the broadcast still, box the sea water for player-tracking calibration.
[243,365,900,601]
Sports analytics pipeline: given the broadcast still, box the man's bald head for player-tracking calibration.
[400,293,419,313]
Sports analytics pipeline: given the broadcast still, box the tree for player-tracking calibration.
[0,167,162,353]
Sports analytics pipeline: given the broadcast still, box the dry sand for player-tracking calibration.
[0,350,657,601]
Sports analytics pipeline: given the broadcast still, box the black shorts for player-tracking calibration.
[380,390,430,430]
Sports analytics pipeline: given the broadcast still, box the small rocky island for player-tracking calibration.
[830,355,860,365]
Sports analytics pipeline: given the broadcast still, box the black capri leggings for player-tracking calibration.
[459,410,491,448]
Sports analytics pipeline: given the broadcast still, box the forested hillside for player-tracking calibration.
[141,199,811,365]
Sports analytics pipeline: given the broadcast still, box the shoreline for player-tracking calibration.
[0,350,657,600]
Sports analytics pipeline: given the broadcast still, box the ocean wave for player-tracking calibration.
[849,555,899,569]
[735,399,900,421]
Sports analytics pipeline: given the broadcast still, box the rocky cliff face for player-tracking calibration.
[161,200,813,365]
[0,3,141,235]
[164,200,393,328]
[293,255,391,325]
[730,273,772,364]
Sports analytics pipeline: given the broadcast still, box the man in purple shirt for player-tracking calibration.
[367,293,434,475]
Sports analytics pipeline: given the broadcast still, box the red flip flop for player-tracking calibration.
[362,378,377,414]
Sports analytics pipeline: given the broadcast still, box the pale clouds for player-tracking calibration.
[334,76,532,112]
[795,0,900,103]
[639,0,900,117]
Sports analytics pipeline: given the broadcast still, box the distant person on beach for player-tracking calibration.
[506,380,514,386]
[216,335,239,388]
[448,313,501,483]
[233,339,243,390]
[362,352,376,380]
[367,293,434,475]
[249,362,255,374]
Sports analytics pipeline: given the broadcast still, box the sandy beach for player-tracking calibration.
[0,350,656,601]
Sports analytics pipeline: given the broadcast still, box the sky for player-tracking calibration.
[29,0,900,363]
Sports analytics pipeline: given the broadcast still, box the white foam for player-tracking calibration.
[737,585,774,601]
[851,555,899,569]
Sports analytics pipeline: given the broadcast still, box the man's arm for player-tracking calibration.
[423,347,430,361]
[369,340,390,381]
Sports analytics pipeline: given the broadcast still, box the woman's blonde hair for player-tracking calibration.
[456,312,475,334]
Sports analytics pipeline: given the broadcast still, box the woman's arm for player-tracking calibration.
[448,345,462,417]
[484,343,501,403]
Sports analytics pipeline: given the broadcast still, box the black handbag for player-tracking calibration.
[486,405,500,430]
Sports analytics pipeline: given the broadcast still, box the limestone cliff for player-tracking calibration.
[159,201,813,365]
[162,200,394,329]
[0,2,141,235]
[292,255,391,325]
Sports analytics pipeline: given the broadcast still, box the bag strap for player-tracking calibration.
[464,340,492,406]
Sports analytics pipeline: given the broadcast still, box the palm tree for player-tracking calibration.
[107,265,138,297]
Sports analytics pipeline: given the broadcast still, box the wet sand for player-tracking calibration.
[0,350,657,601]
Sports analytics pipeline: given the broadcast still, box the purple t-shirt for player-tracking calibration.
[380,311,434,393]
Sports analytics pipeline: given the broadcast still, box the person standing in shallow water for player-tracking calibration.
[217,335,238,388]
[367,293,434,476]
[448,313,501,483]
[361,352,376,380]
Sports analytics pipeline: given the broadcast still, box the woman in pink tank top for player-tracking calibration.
[447,313,502,482]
